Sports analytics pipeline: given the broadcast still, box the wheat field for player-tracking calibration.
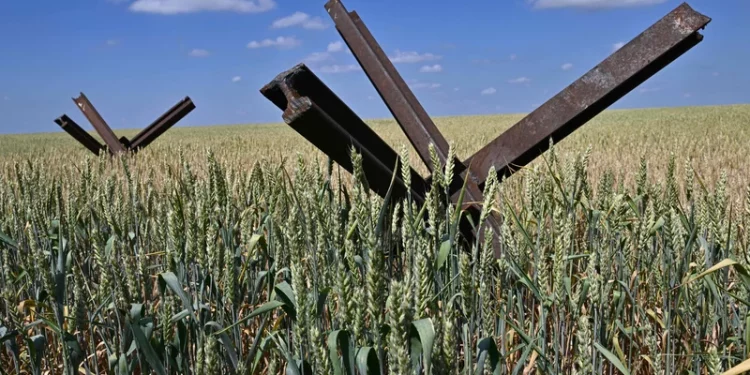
[0,104,749,374]
[2,104,748,199]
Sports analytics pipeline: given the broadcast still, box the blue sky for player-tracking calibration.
[0,0,747,134]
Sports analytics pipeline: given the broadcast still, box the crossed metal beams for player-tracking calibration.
[266,1,711,258]
[55,92,196,155]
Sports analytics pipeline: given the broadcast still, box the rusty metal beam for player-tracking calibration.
[72,92,126,154]
[260,64,499,251]
[260,63,430,202]
[456,3,711,193]
[129,97,195,150]
[325,0,503,255]
[260,1,710,258]
[54,114,105,155]
[325,0,451,171]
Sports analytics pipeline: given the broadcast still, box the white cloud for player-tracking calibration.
[481,87,497,95]
[410,82,441,89]
[530,0,667,9]
[232,76,242,82]
[2,96,8,101]
[129,0,276,14]
[389,50,441,64]
[509,77,530,84]
[684,92,692,98]
[561,63,573,71]
[327,41,344,53]
[271,11,327,30]
[638,87,660,93]
[303,52,332,63]
[712,72,720,77]
[613,41,626,51]
[454,87,460,91]
[419,64,442,73]
[189,48,210,57]
[319,64,361,74]
[247,36,301,49]
[106,39,119,46]
[510,54,517,60]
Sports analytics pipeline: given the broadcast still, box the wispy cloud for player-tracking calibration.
[129,0,276,14]
[319,64,361,74]
[188,48,210,57]
[481,87,497,95]
[530,0,667,9]
[683,92,692,98]
[561,63,573,71]
[389,50,442,64]
[301,41,349,66]
[410,81,441,90]
[612,41,626,52]
[419,64,442,73]
[510,54,517,61]
[327,41,344,53]
[303,52,332,63]
[712,72,720,77]
[105,39,119,46]
[509,77,531,84]
[271,11,327,30]
[247,36,301,49]
[232,76,242,83]
[2,96,8,101]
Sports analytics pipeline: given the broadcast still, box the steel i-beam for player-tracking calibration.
[260,63,430,204]
[454,3,711,197]
[57,93,196,155]
[326,0,503,255]
[54,115,105,155]
[72,92,126,154]
[129,97,196,150]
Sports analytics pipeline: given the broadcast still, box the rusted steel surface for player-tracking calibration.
[326,0,502,256]
[130,97,195,150]
[260,63,501,253]
[260,1,711,258]
[260,63,429,202]
[325,0,451,171]
[54,115,105,155]
[72,93,126,154]
[457,2,711,192]
[58,92,195,155]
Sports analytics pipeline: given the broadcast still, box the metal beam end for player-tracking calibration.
[281,97,313,125]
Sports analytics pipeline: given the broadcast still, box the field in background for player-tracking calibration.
[1,104,748,201]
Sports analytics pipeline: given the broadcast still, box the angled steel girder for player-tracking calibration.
[325,0,504,255]
[56,93,196,155]
[54,115,105,155]
[73,93,126,154]
[455,3,711,195]
[262,1,711,258]
[260,64,430,204]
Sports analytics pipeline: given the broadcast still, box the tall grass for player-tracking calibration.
[0,142,748,374]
